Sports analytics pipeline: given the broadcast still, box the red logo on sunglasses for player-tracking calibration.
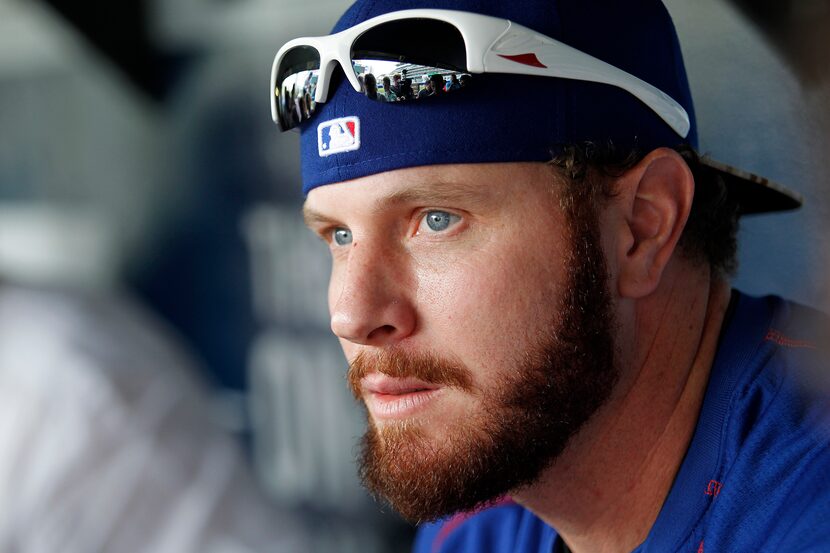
[497,53,547,69]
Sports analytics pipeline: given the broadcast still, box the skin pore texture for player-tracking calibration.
[303,149,732,553]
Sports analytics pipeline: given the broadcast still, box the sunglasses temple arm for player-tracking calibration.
[602,72,691,138]
[482,47,690,138]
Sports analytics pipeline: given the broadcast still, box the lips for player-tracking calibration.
[362,373,439,395]
[361,374,442,419]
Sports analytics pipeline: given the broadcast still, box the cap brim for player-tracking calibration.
[700,157,803,215]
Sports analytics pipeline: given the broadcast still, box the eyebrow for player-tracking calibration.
[302,179,494,228]
[373,180,493,212]
[302,204,336,228]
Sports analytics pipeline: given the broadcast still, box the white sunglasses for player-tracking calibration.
[270,8,690,137]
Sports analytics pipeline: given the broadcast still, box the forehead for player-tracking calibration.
[303,162,561,221]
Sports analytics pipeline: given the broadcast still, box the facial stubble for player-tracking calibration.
[349,201,619,523]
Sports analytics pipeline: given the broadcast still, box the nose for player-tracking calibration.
[330,242,416,347]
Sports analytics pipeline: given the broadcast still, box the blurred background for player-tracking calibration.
[0,0,827,551]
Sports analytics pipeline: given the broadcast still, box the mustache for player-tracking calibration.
[347,349,474,399]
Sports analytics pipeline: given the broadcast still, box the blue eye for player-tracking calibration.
[420,211,460,233]
[332,228,353,246]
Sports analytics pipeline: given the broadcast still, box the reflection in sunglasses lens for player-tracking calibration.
[277,46,320,130]
[278,69,320,129]
[350,18,468,103]
[351,59,471,103]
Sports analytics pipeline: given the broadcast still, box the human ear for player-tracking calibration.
[614,148,694,298]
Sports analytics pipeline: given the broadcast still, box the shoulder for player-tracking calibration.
[701,293,830,551]
[413,499,557,553]
[715,293,828,410]
[725,294,829,432]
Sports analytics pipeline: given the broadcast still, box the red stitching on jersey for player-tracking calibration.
[705,480,722,497]
[765,329,817,349]
[431,496,516,553]
[697,540,704,553]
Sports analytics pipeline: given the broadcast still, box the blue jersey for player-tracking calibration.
[414,291,830,553]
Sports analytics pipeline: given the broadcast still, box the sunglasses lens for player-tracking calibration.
[275,46,321,131]
[351,18,471,103]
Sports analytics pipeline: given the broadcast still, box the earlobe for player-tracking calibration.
[617,148,694,299]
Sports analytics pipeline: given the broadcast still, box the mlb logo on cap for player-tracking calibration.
[318,116,361,157]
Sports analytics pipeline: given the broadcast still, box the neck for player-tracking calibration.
[513,263,732,553]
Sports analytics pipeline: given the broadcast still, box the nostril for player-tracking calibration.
[367,324,397,342]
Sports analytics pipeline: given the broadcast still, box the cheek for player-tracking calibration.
[414,233,569,363]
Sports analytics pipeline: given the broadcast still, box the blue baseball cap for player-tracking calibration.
[295,0,801,213]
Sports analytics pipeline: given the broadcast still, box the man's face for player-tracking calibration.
[304,163,619,521]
